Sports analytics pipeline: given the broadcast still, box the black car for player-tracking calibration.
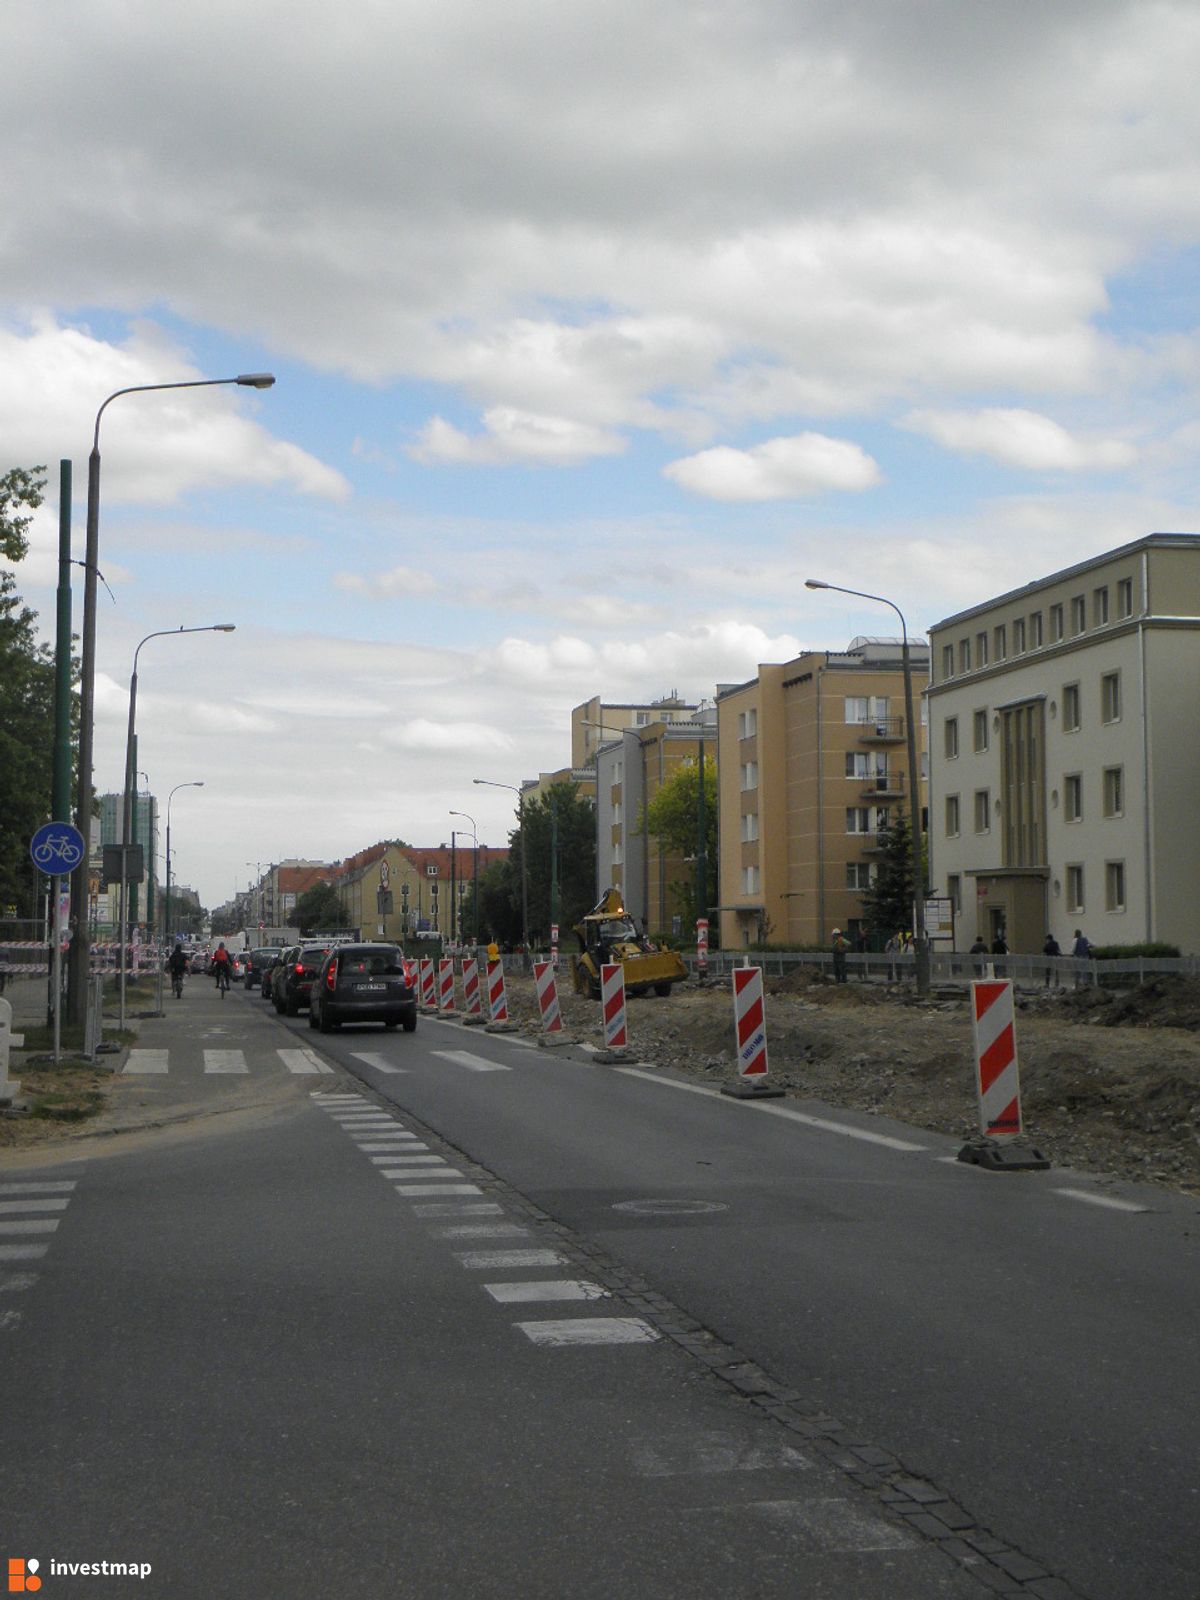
[244,945,282,991]
[308,944,417,1033]
[270,942,332,1015]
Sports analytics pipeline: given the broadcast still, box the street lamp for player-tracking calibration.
[806,578,929,995]
[448,811,478,943]
[473,778,529,962]
[165,782,204,948]
[118,624,236,1028]
[245,862,263,935]
[68,371,274,1023]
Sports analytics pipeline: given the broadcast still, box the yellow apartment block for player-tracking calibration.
[717,639,929,948]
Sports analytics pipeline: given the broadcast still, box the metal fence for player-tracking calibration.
[682,950,1200,989]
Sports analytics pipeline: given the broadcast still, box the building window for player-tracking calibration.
[994,624,1007,661]
[846,862,872,890]
[741,865,760,895]
[1000,700,1046,867]
[1064,773,1082,822]
[1063,682,1080,732]
[1093,587,1109,627]
[846,807,871,834]
[1070,595,1086,635]
[976,631,989,667]
[612,841,623,865]
[1101,671,1121,723]
[1013,617,1026,654]
[844,696,869,723]
[1117,577,1133,618]
[960,637,972,671]
[945,794,961,837]
[1050,603,1064,642]
[947,873,962,914]
[942,643,955,679]
[1030,611,1043,648]
[973,709,988,752]
[635,711,650,726]
[1105,860,1126,911]
[426,864,438,876]
[974,790,991,833]
[740,812,760,842]
[740,762,758,791]
[737,708,758,739]
[1103,766,1124,818]
[944,717,959,759]
[1067,864,1085,913]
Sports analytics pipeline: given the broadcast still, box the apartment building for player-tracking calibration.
[571,692,698,768]
[592,711,716,933]
[335,841,508,942]
[929,534,1200,953]
[716,640,929,949]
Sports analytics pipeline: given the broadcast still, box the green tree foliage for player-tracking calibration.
[475,858,521,946]
[861,804,915,938]
[293,881,350,932]
[0,467,57,918]
[641,755,718,927]
[512,781,596,943]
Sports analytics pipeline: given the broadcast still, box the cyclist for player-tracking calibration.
[166,942,188,1000]
[211,941,234,995]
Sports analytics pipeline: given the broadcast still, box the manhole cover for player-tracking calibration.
[612,1199,729,1216]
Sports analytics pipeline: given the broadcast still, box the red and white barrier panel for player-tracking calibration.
[418,958,437,1010]
[721,966,784,1099]
[403,957,418,992]
[533,960,562,1034]
[437,958,456,1013]
[601,962,627,1051]
[696,917,709,978]
[486,959,509,1023]
[462,958,483,1018]
[959,981,1048,1169]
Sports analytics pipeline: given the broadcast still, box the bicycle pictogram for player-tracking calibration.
[32,831,83,870]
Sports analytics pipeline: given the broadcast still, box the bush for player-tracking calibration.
[1089,942,1181,961]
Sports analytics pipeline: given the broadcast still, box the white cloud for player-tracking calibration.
[903,407,1138,472]
[410,407,626,467]
[664,434,882,501]
[380,719,513,753]
[333,565,439,597]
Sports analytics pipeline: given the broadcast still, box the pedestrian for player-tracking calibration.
[1042,932,1061,987]
[969,935,988,975]
[1071,927,1090,989]
[991,931,1009,957]
[885,931,900,981]
[831,927,848,983]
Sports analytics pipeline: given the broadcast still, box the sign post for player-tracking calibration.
[30,823,85,1066]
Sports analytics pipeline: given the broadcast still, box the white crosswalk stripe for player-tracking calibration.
[350,1052,408,1074]
[0,1199,70,1214]
[203,1049,247,1074]
[484,1280,610,1303]
[431,1050,512,1073]
[515,1318,659,1346]
[277,1049,333,1075]
[0,1183,76,1195]
[123,1049,168,1074]
[394,1183,482,1196]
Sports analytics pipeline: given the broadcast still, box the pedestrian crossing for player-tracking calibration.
[123,1046,333,1076]
[312,1091,660,1350]
[0,1180,79,1326]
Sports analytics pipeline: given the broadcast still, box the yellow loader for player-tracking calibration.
[570,888,688,999]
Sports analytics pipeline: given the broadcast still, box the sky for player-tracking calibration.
[5,0,1200,911]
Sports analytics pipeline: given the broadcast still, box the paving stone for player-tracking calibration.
[993,1551,1048,1582]
[852,1445,896,1467]
[892,1476,946,1504]
[923,1501,976,1531]
[1025,1580,1080,1599]
[904,1513,955,1539]
[965,1532,1010,1555]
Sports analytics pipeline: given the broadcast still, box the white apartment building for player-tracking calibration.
[928,533,1200,954]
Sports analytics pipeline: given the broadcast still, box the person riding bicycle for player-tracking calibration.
[211,942,234,990]
[167,942,188,997]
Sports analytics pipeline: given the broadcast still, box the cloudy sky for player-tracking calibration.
[5,0,1200,911]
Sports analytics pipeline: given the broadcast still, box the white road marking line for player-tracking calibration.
[378,1164,449,1176]
[374,1153,445,1163]
[278,1049,333,1075]
[388,1169,469,1181]
[413,1202,503,1217]
[454,1248,569,1270]
[394,1183,483,1197]
[204,1049,247,1075]
[0,1273,38,1292]
[0,1245,49,1260]
[484,1280,610,1303]
[123,1049,169,1074]
[435,1224,530,1239]
[631,1435,813,1477]
[337,1117,403,1126]
[515,1317,659,1346]
[615,1068,927,1152]
[0,1183,76,1195]
[0,1309,23,1331]
[357,1141,422,1152]
[0,1200,71,1215]
[369,1149,424,1160]
[311,1094,364,1102]
[350,1052,408,1073]
[0,1219,60,1235]
[1053,1187,1150,1213]
[736,1497,916,1553]
[432,1050,512,1073]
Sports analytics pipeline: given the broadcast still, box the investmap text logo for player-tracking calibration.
[8,1561,41,1593]
[8,1557,153,1589]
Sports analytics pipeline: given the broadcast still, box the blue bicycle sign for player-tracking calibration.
[30,821,86,876]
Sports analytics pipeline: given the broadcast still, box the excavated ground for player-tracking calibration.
[503,968,1200,1196]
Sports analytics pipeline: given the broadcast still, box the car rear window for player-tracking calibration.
[338,949,404,977]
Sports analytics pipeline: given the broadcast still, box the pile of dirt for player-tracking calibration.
[503,971,1200,1195]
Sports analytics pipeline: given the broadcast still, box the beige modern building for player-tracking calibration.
[716,640,929,949]
[928,533,1200,954]
[571,693,698,768]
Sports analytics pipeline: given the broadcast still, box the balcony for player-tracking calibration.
[860,829,893,853]
[859,772,905,799]
[852,715,905,744]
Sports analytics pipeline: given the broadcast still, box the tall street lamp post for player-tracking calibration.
[806,578,929,996]
[448,811,478,943]
[118,624,235,1029]
[473,778,529,964]
[67,371,274,1023]
[165,782,204,948]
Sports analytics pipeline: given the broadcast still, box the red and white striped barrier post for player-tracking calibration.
[696,917,709,983]
[958,980,1049,1170]
[594,961,631,1060]
[550,923,559,970]
[418,958,437,1011]
[437,958,456,1014]
[461,957,484,1025]
[533,959,564,1041]
[403,957,418,993]
[721,965,784,1099]
[485,958,517,1032]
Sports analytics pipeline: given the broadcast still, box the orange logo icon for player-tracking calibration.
[7,1560,41,1593]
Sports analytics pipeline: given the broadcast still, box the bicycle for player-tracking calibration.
[215,965,231,998]
[171,970,185,1000]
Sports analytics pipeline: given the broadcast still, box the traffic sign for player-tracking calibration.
[30,821,86,877]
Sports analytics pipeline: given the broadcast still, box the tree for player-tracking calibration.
[476,858,521,946]
[512,781,596,942]
[641,755,718,929]
[0,467,58,919]
[861,805,915,939]
[293,881,349,932]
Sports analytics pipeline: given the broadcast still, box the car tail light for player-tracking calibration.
[295,962,305,975]
[326,964,337,991]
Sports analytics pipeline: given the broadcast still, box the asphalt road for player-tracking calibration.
[3,977,1197,1598]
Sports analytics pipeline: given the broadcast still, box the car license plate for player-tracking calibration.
[354,982,386,993]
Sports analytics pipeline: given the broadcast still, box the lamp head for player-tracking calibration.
[236,373,275,389]
[804,579,828,590]
[214,624,236,633]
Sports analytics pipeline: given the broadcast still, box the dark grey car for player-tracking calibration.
[308,944,417,1033]
[244,945,282,991]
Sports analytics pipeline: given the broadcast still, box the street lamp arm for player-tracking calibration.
[93,375,275,449]
[804,579,907,642]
